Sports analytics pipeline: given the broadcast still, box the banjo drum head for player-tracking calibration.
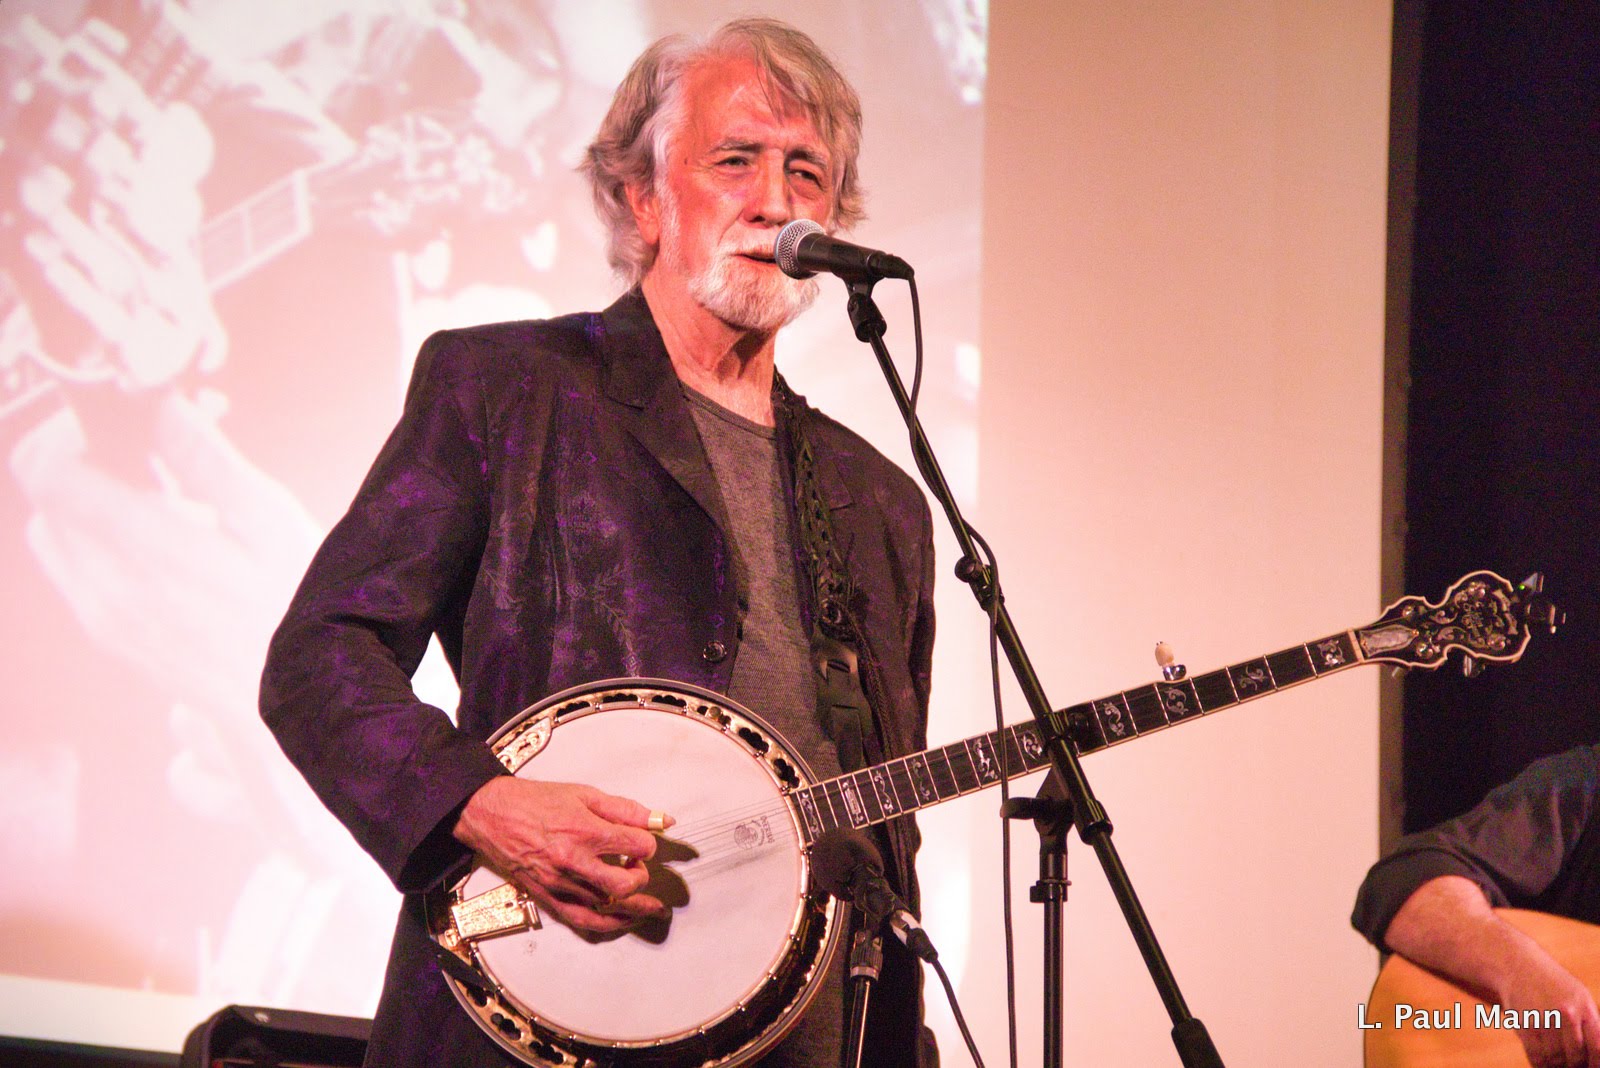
[458,684,826,1052]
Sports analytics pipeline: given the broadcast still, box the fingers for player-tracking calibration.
[454,778,674,932]
[512,857,667,935]
[533,889,670,935]
[593,822,660,865]
[551,863,661,913]
[553,850,652,906]
[584,789,668,829]
[1518,999,1600,1068]
[581,788,673,857]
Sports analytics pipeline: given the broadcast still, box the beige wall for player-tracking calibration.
[956,2,1392,1063]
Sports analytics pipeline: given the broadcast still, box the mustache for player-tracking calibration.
[719,233,790,261]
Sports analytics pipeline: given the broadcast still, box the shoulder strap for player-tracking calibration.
[776,380,885,773]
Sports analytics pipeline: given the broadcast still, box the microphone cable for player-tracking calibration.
[932,948,989,1068]
[814,828,990,1068]
[902,278,1021,1068]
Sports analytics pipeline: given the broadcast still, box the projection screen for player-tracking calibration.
[0,0,984,1052]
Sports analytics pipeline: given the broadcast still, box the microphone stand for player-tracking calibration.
[842,278,1225,1068]
[1001,776,1073,1068]
[843,919,884,1068]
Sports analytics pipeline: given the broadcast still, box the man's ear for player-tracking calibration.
[626,183,661,248]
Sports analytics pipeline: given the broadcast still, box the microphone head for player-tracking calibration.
[773,219,824,279]
[809,828,885,900]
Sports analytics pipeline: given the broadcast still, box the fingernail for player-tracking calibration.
[648,810,674,832]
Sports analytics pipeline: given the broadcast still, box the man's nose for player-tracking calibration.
[746,158,792,225]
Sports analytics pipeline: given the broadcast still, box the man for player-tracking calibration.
[261,18,938,1068]
[1352,744,1600,1068]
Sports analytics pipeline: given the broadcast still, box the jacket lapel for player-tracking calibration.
[597,290,732,535]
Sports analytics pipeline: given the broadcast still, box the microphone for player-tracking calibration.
[811,829,937,962]
[773,220,915,282]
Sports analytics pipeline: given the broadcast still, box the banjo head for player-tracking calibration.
[428,679,839,1067]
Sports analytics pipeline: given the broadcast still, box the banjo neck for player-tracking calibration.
[790,569,1558,844]
[790,628,1363,843]
[426,571,1554,1068]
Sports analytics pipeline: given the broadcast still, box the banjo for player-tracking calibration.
[426,570,1558,1066]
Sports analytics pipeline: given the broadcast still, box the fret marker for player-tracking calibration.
[1098,700,1128,738]
[1232,663,1270,694]
[972,737,997,782]
[797,792,823,837]
[870,768,900,814]
[840,779,868,827]
[1020,729,1044,761]
[1156,641,1187,682]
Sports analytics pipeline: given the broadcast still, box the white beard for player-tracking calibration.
[659,195,819,333]
[688,252,819,333]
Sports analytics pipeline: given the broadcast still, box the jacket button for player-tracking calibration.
[702,640,729,663]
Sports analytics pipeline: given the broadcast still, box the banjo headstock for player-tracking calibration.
[1354,570,1564,676]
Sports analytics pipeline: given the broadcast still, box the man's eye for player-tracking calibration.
[718,156,751,167]
[790,168,823,186]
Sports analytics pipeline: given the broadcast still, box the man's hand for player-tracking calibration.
[1384,875,1600,1068]
[1490,946,1600,1068]
[454,778,672,934]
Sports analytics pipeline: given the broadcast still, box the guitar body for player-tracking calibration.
[1364,909,1600,1068]
[428,680,840,1067]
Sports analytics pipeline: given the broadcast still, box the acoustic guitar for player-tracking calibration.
[1365,909,1600,1067]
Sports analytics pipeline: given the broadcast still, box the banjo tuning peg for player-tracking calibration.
[1517,572,1565,633]
[1155,641,1187,682]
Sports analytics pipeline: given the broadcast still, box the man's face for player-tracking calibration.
[635,55,832,333]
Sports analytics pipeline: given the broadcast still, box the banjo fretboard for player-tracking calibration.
[790,629,1363,844]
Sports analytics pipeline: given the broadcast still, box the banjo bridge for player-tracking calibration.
[449,882,542,943]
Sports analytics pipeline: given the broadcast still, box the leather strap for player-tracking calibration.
[777,379,885,773]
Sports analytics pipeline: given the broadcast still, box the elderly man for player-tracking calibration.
[261,18,937,1068]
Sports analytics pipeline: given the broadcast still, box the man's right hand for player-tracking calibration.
[453,778,671,934]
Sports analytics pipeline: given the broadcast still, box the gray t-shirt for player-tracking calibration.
[684,386,849,1067]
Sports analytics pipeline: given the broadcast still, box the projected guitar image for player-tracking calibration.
[0,8,533,431]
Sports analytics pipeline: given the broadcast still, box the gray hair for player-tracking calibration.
[581,18,865,285]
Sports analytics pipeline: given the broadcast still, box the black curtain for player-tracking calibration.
[1400,2,1600,831]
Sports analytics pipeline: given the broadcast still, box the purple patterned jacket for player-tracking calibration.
[260,289,937,1066]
